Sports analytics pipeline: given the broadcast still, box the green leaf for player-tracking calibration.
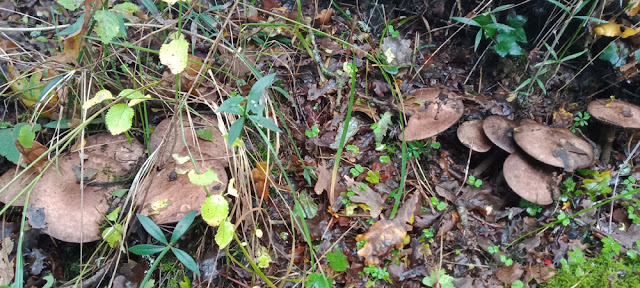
[374,111,393,143]
[140,0,159,16]
[247,73,276,114]
[17,125,36,149]
[38,75,64,103]
[292,190,318,219]
[422,269,456,288]
[494,40,524,57]
[215,220,234,249]
[188,168,220,186]
[201,194,229,227]
[106,207,122,222]
[216,96,244,115]
[326,249,348,271]
[249,115,282,132]
[102,223,123,248]
[306,273,332,288]
[119,89,144,99]
[105,104,134,135]
[112,188,128,198]
[451,16,481,27]
[562,49,588,62]
[129,244,165,255]
[93,10,120,44]
[57,0,83,11]
[42,274,54,288]
[474,29,482,52]
[111,2,140,14]
[171,247,200,276]
[536,78,547,95]
[196,129,213,141]
[600,42,621,67]
[573,16,609,24]
[136,213,168,244]
[44,120,71,129]
[171,210,197,243]
[546,0,570,13]
[227,117,245,146]
[57,14,85,36]
[159,33,189,74]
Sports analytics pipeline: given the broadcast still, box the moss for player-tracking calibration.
[544,253,640,288]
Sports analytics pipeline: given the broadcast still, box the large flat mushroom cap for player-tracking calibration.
[503,153,555,205]
[150,116,229,167]
[402,88,464,141]
[457,120,492,152]
[483,115,517,153]
[0,168,38,206]
[30,134,145,243]
[587,99,640,129]
[513,123,594,171]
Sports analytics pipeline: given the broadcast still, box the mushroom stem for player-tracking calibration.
[470,150,505,176]
[600,127,618,165]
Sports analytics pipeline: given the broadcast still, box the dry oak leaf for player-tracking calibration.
[345,176,383,218]
[356,194,419,265]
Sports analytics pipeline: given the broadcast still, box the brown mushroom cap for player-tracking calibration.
[482,116,517,153]
[402,88,464,141]
[457,120,492,152]
[587,99,640,129]
[503,153,556,205]
[513,123,594,171]
[27,134,144,242]
[0,168,37,206]
[140,116,230,224]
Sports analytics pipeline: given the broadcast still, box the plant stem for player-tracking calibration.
[139,245,172,288]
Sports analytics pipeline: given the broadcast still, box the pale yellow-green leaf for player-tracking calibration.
[215,220,234,249]
[102,224,123,248]
[188,168,219,186]
[94,10,120,44]
[105,103,134,135]
[159,34,189,74]
[128,95,151,106]
[256,246,272,268]
[118,89,144,99]
[172,153,191,165]
[151,199,170,211]
[226,178,238,197]
[201,194,229,227]
[83,90,113,110]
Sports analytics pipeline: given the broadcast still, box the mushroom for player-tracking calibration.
[402,88,464,141]
[513,122,594,171]
[482,116,517,153]
[0,134,144,242]
[587,99,640,164]
[457,120,492,153]
[503,153,557,205]
[138,116,230,224]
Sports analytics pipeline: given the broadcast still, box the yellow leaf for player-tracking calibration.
[595,22,623,37]
[159,33,189,74]
[83,90,113,110]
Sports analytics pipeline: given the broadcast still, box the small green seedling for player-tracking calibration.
[467,175,483,188]
[488,245,500,254]
[130,211,200,288]
[500,254,514,266]
[430,197,448,211]
[362,265,392,287]
[557,211,570,226]
[305,125,319,138]
[570,111,590,132]
[346,144,359,154]
[350,164,364,177]
[365,170,380,184]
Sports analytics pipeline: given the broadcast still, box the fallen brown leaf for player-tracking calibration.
[345,176,383,218]
[15,140,47,173]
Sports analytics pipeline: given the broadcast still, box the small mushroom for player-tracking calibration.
[402,88,464,141]
[503,153,557,205]
[139,116,230,224]
[0,134,144,242]
[457,120,492,152]
[587,99,640,164]
[513,122,594,171]
[482,115,517,153]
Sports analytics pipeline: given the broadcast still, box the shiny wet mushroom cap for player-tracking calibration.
[503,153,556,205]
[457,120,492,152]
[482,115,517,153]
[513,122,594,171]
[587,99,640,129]
[402,88,464,141]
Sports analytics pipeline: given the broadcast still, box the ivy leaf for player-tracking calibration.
[105,103,134,135]
[306,273,332,288]
[188,169,219,186]
[159,33,189,74]
[326,249,348,271]
[201,194,229,227]
[215,219,234,249]
[93,10,120,44]
[600,42,621,67]
[17,125,36,149]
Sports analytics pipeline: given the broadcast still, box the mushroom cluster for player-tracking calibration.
[0,134,144,243]
[587,98,640,164]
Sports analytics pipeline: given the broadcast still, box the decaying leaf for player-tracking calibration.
[356,194,420,265]
[629,1,640,16]
[252,161,270,201]
[345,176,384,218]
[15,140,48,173]
[314,8,333,27]
[313,163,332,195]
[0,237,14,285]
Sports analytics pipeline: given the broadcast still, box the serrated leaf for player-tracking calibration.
[102,223,123,248]
[17,125,35,149]
[57,0,83,11]
[248,115,282,132]
[201,194,229,227]
[159,34,189,74]
[94,10,120,44]
[227,117,245,146]
[306,273,332,288]
[83,90,113,110]
[136,213,168,244]
[494,40,523,57]
[215,220,234,249]
[196,129,213,141]
[129,244,165,255]
[171,210,197,243]
[188,169,219,186]
[247,73,276,114]
[326,249,348,271]
[172,247,200,275]
[105,103,134,135]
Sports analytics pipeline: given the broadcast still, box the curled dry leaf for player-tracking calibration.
[356,194,419,265]
[139,116,229,224]
[314,8,333,27]
[345,176,384,218]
